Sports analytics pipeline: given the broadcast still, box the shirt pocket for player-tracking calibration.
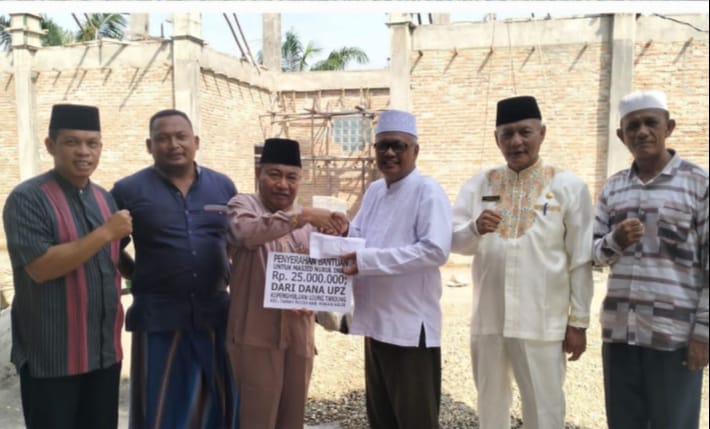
[658,203,693,243]
[657,202,694,267]
[534,202,563,249]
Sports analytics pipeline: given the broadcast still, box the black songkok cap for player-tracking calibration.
[259,138,302,168]
[495,96,542,126]
[49,104,101,132]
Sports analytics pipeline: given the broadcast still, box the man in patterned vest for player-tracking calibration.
[451,95,594,429]
[2,104,132,429]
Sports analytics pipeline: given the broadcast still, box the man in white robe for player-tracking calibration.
[341,109,452,429]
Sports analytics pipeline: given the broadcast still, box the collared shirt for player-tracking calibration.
[348,169,452,348]
[111,165,237,332]
[226,193,315,357]
[593,151,709,350]
[3,170,123,377]
[451,160,594,341]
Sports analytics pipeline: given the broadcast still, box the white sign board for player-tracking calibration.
[264,252,353,312]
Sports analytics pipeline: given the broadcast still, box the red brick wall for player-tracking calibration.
[32,62,175,190]
[198,70,271,193]
[1,17,708,301]
[411,42,612,201]
[411,38,708,203]
[0,70,19,300]
[0,71,19,208]
[630,39,709,171]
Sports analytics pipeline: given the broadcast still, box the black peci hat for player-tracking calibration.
[49,104,101,132]
[495,96,542,126]
[259,138,302,168]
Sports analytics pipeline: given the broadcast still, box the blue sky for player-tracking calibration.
[6,2,706,70]
[47,12,395,69]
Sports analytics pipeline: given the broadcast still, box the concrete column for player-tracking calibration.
[262,14,281,71]
[606,13,636,177]
[128,14,149,41]
[430,14,450,25]
[171,13,203,135]
[387,13,414,111]
[9,13,42,180]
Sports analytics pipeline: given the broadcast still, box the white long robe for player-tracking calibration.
[348,169,452,347]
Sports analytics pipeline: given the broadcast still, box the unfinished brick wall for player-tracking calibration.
[1,15,708,305]
[0,71,20,207]
[32,59,175,191]
[198,69,271,193]
[630,39,709,169]
[410,43,610,200]
[411,38,708,203]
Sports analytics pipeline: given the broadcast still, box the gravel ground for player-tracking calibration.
[304,268,710,429]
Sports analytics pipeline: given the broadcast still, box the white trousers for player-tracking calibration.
[471,335,566,429]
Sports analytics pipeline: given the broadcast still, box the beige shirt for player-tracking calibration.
[452,160,594,341]
[226,193,315,357]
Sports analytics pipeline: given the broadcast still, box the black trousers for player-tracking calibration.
[19,362,121,429]
[364,327,441,429]
[603,343,703,429]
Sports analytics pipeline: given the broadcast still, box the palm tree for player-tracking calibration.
[41,16,74,47]
[280,29,369,72]
[311,47,369,71]
[1,14,74,51]
[281,28,321,72]
[0,15,11,51]
[76,13,127,41]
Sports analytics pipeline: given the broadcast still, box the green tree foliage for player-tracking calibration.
[1,15,73,51]
[76,13,127,41]
[281,28,321,72]
[311,47,369,71]
[0,15,11,51]
[1,14,126,51]
[41,17,75,46]
[279,28,369,72]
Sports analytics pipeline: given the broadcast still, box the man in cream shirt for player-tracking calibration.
[451,95,594,429]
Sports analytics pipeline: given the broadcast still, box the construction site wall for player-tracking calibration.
[1,13,708,305]
[409,14,708,202]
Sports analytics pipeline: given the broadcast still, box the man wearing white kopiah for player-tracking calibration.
[593,90,708,429]
[340,109,452,429]
[451,95,594,429]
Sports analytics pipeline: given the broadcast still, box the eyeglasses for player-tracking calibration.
[373,141,410,153]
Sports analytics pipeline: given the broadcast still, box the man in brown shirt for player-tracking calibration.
[226,138,346,429]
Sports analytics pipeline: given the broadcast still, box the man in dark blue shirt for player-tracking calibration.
[112,109,238,428]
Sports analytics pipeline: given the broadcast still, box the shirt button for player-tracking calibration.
[184,210,189,215]
[192,251,197,256]
[193,273,197,278]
